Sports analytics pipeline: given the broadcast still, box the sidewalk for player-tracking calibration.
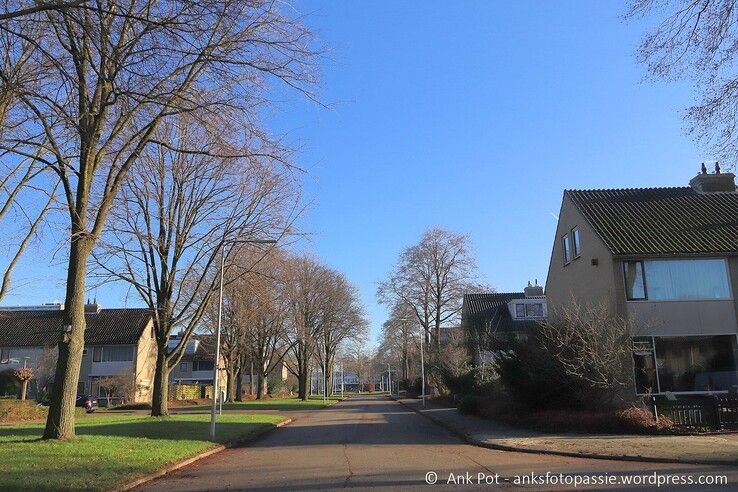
[395,397,738,465]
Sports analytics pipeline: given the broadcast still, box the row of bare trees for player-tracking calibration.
[0,0,320,438]
[210,252,368,402]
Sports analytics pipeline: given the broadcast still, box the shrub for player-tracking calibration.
[365,382,375,393]
[458,395,482,415]
[0,400,47,422]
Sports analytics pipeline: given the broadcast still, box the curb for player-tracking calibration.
[391,398,738,467]
[114,417,293,491]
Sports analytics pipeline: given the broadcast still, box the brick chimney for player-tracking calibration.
[524,280,544,298]
[689,162,736,192]
[84,298,101,314]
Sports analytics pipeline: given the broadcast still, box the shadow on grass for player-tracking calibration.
[0,420,275,443]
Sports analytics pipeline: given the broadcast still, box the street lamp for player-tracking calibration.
[210,238,276,442]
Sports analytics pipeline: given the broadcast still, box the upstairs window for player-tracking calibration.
[624,259,730,301]
[515,304,525,318]
[0,348,11,364]
[94,346,134,362]
[562,234,572,265]
[193,360,214,372]
[624,261,646,300]
[526,303,544,318]
[572,227,581,258]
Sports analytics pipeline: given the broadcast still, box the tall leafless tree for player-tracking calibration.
[627,0,738,163]
[378,228,478,351]
[314,270,368,395]
[94,119,300,416]
[0,0,318,438]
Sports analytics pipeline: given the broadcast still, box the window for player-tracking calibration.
[572,227,581,258]
[95,346,134,362]
[179,362,188,371]
[515,304,525,318]
[0,348,11,364]
[655,336,738,392]
[624,261,646,300]
[82,348,88,357]
[77,381,86,394]
[193,360,214,372]
[625,259,730,301]
[562,234,572,264]
[526,303,544,318]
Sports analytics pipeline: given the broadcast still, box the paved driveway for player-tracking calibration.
[138,396,738,491]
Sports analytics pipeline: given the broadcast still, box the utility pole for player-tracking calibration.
[387,362,391,396]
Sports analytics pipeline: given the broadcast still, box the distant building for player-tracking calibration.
[0,302,156,403]
[461,282,547,363]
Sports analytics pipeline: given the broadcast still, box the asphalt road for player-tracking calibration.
[138,396,738,491]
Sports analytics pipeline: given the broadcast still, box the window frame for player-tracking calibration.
[562,233,572,265]
[514,304,525,318]
[624,260,647,301]
[571,226,581,258]
[93,346,102,362]
[526,303,544,318]
[0,348,10,364]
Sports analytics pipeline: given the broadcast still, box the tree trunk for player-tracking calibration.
[249,361,255,396]
[256,368,267,399]
[43,238,90,440]
[226,369,235,402]
[235,364,243,402]
[298,364,308,400]
[151,343,170,416]
[20,380,28,401]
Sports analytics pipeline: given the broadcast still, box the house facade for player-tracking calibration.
[546,169,738,396]
[461,282,547,363]
[0,303,156,403]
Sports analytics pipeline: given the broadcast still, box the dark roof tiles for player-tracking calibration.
[0,308,152,347]
[567,187,738,256]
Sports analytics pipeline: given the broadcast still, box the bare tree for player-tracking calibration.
[283,255,329,400]
[314,270,368,395]
[97,373,134,407]
[0,0,318,438]
[378,228,478,351]
[377,301,418,382]
[0,1,90,21]
[94,119,299,416]
[627,0,738,163]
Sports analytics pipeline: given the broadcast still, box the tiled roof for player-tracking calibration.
[567,187,738,257]
[462,293,541,333]
[0,308,152,347]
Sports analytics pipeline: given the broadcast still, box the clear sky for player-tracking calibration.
[2,2,708,346]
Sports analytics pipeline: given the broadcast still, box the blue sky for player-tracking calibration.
[3,2,707,346]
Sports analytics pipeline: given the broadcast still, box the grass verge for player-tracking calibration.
[179,396,341,412]
[0,413,285,491]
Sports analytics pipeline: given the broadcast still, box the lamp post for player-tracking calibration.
[387,362,391,396]
[210,238,276,442]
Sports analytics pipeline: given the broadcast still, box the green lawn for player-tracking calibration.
[0,413,285,491]
[182,396,342,412]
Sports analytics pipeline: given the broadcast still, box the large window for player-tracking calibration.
[515,304,525,318]
[93,346,134,362]
[562,234,572,265]
[624,259,730,301]
[0,348,11,364]
[655,336,738,392]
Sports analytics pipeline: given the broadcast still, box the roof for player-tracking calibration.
[567,187,738,257]
[0,308,152,347]
[462,293,542,333]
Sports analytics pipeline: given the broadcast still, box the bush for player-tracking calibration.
[365,382,375,393]
[458,395,482,415]
[0,400,47,422]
